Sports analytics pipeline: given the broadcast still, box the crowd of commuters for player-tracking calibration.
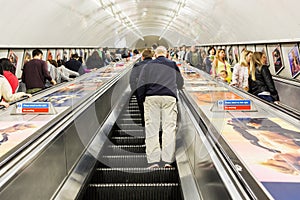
[0,47,120,108]
[167,45,279,104]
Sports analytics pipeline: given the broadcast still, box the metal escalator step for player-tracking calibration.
[126,109,139,112]
[117,118,142,124]
[128,104,139,107]
[110,136,145,145]
[128,103,138,107]
[119,112,142,119]
[113,129,144,137]
[129,98,137,103]
[90,168,179,184]
[126,105,139,108]
[124,109,141,114]
[84,183,182,200]
[119,117,142,123]
[120,113,141,118]
[104,144,146,154]
[128,105,138,108]
[115,124,144,130]
[101,155,148,168]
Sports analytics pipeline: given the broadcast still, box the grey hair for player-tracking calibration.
[155,46,167,55]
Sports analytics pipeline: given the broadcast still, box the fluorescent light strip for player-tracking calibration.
[159,0,186,40]
[99,0,144,40]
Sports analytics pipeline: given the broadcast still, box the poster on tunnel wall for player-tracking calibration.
[288,44,300,78]
[47,49,56,61]
[272,45,284,75]
[8,49,24,79]
[22,49,33,66]
[0,49,8,58]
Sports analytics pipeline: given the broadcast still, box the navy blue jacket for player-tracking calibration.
[137,56,184,102]
[129,58,152,91]
[64,59,82,72]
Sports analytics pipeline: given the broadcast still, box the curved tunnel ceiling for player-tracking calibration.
[0,0,300,48]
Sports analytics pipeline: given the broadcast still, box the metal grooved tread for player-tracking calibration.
[81,96,183,200]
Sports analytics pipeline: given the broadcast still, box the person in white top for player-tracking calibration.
[230,50,254,91]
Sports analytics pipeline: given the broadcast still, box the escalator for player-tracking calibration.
[80,95,183,200]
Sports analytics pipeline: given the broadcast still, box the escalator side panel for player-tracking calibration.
[0,136,66,200]
[274,79,300,111]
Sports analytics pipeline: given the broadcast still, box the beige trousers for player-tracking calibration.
[144,96,178,164]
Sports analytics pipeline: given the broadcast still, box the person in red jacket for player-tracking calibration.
[0,63,31,108]
[0,58,18,93]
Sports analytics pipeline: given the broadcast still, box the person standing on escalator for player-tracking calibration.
[137,46,184,168]
[248,52,280,104]
[129,49,153,127]
[21,49,56,94]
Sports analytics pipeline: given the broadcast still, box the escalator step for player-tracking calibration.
[90,168,179,184]
[120,113,141,118]
[110,136,145,145]
[118,117,142,125]
[84,183,182,200]
[117,118,142,124]
[127,104,139,108]
[124,109,141,114]
[114,124,144,131]
[104,144,146,154]
[113,129,144,137]
[101,155,148,168]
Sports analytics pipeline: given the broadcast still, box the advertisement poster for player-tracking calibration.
[8,49,24,79]
[191,91,243,106]
[63,49,69,63]
[222,117,300,200]
[23,50,32,66]
[0,49,8,58]
[47,49,56,61]
[0,121,46,158]
[227,46,235,65]
[36,84,87,107]
[233,46,239,64]
[288,45,300,78]
[272,45,284,75]
[8,50,18,68]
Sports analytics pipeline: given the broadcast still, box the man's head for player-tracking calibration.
[141,49,153,60]
[32,49,43,59]
[71,53,79,60]
[155,46,167,57]
[191,45,197,52]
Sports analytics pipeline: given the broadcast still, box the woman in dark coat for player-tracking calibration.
[248,52,279,104]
